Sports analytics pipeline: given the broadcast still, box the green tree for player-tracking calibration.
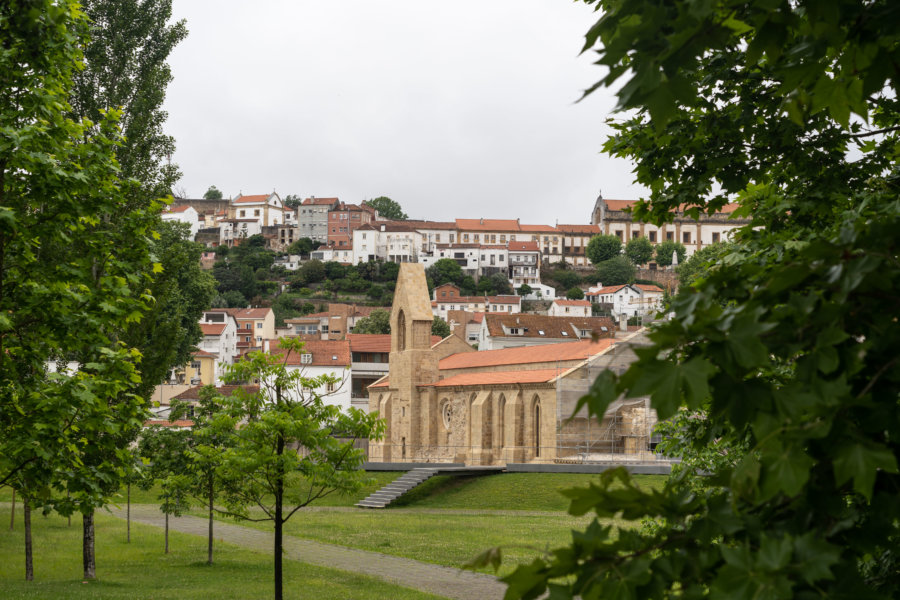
[552,268,582,290]
[366,196,408,220]
[585,234,622,264]
[677,242,733,288]
[212,340,383,600]
[426,258,465,287]
[494,1,900,598]
[654,240,687,267]
[351,309,392,334]
[488,273,514,295]
[203,186,223,200]
[69,0,187,198]
[432,316,451,338]
[298,259,326,285]
[287,237,318,257]
[566,287,584,300]
[624,236,654,265]
[0,1,160,581]
[137,426,192,553]
[517,284,533,297]
[283,194,302,209]
[594,256,635,286]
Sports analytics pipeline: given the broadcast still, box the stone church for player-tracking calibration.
[367,264,655,466]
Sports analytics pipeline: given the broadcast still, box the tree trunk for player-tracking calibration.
[274,433,285,600]
[207,475,214,565]
[9,488,14,531]
[24,496,33,581]
[165,512,169,554]
[83,511,96,579]
[126,482,131,542]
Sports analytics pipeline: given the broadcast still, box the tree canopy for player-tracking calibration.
[203,186,223,200]
[594,256,635,286]
[654,240,687,267]
[586,234,622,264]
[366,196,408,220]
[624,236,654,265]
[494,1,900,598]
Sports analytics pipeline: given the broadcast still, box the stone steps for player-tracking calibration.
[355,468,440,508]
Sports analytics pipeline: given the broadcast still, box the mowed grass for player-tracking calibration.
[0,508,444,600]
[199,473,666,576]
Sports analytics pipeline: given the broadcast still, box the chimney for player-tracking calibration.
[480,217,484,225]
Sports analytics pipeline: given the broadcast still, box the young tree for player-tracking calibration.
[366,196,408,220]
[426,258,464,287]
[594,256,636,286]
[585,234,622,264]
[137,426,192,553]
[203,186,223,200]
[654,240,687,267]
[517,284,533,297]
[432,316,451,338]
[351,309,392,334]
[494,1,900,598]
[566,287,585,300]
[212,340,383,600]
[624,236,654,265]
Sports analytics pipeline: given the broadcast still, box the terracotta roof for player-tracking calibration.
[200,323,226,336]
[633,284,664,293]
[402,220,456,230]
[165,205,192,213]
[586,285,628,296]
[269,340,351,367]
[519,224,559,233]
[472,312,485,323]
[508,241,540,252]
[172,385,260,401]
[369,378,390,389]
[232,195,268,205]
[556,224,600,234]
[456,218,521,232]
[223,307,272,319]
[191,350,218,358]
[432,369,560,387]
[488,296,521,304]
[553,299,591,307]
[603,199,741,214]
[302,197,339,205]
[483,314,615,339]
[347,333,442,353]
[144,419,194,428]
[356,222,419,232]
[439,339,615,370]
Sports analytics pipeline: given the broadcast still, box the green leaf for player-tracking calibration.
[833,442,899,500]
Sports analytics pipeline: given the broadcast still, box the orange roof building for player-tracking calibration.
[366,263,657,468]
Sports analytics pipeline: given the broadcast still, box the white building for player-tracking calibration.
[219,219,262,246]
[272,340,352,412]
[162,205,201,240]
[549,299,592,317]
[198,310,239,384]
[586,283,664,320]
[230,192,286,227]
[352,223,423,264]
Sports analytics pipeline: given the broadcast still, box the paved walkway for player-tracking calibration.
[108,504,506,600]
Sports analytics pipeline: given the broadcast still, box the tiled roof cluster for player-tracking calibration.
[483,314,614,339]
[438,338,614,370]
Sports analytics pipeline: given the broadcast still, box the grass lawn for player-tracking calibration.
[0,508,443,600]
[196,472,664,576]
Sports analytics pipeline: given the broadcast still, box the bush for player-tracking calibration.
[567,286,585,300]
[595,256,636,285]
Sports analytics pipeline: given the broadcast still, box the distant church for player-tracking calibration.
[367,264,657,465]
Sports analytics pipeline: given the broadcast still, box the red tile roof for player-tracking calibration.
[603,199,741,214]
[347,334,441,353]
[223,307,273,319]
[303,197,340,205]
[633,284,664,293]
[483,314,615,339]
[144,419,194,428]
[200,323,226,336]
[402,220,457,230]
[556,224,600,234]
[586,285,629,296]
[172,385,260,401]
[508,241,540,251]
[269,340,351,367]
[519,224,558,233]
[432,369,560,387]
[553,299,591,307]
[456,218,521,232]
[233,194,271,204]
[191,350,218,358]
[165,205,192,213]
[356,222,419,232]
[439,338,615,370]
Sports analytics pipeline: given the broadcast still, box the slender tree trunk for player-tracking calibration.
[165,512,169,554]
[83,511,96,579]
[126,482,131,542]
[9,488,14,531]
[207,475,214,565]
[67,489,71,527]
[274,434,285,600]
[24,496,33,581]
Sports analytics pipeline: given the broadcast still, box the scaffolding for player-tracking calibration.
[554,332,660,463]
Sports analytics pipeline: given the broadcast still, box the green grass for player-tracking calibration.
[0,508,443,600]
[392,472,668,510]
[225,507,611,577]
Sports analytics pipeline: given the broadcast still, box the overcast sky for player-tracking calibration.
[164,0,645,224]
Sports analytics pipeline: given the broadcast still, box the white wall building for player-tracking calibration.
[549,299,592,317]
[198,310,239,384]
[162,205,201,240]
[352,223,423,264]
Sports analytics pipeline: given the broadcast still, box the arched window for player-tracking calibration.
[397,310,406,351]
[498,395,506,448]
[533,398,542,457]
